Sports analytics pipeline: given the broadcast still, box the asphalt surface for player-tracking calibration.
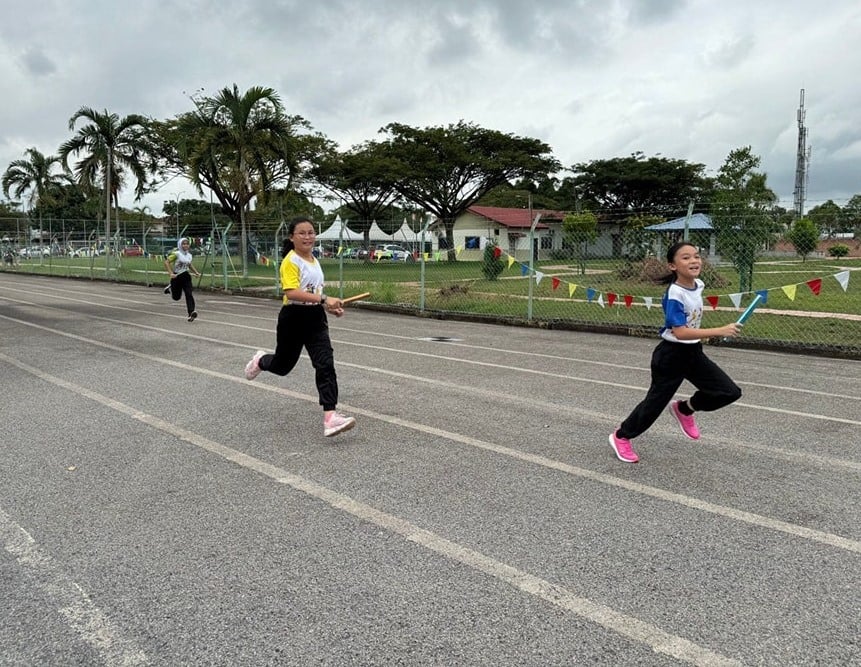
[1,272,859,666]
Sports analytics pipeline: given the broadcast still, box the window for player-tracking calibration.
[465,236,480,249]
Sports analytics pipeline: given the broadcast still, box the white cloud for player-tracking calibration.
[1,0,859,217]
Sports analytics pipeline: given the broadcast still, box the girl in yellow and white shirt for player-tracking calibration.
[243,217,356,437]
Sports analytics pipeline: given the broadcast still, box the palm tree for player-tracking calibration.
[58,107,152,264]
[166,84,317,276]
[2,147,71,246]
[2,147,71,207]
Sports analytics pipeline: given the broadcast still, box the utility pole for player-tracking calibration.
[793,89,810,220]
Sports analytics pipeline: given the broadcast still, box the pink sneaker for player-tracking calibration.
[670,400,700,439]
[244,350,266,380]
[609,430,639,463]
[324,411,356,437]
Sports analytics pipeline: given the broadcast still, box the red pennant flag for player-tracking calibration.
[706,295,719,310]
[624,294,633,308]
[607,292,617,307]
[492,246,502,259]
[806,278,822,295]
[551,277,560,290]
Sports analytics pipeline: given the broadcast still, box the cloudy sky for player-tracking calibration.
[1,0,859,216]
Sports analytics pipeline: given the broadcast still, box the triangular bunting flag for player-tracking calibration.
[551,277,561,290]
[507,255,516,268]
[597,293,605,308]
[434,251,442,261]
[624,294,633,308]
[569,284,577,297]
[706,295,719,310]
[643,296,653,310]
[782,284,797,301]
[520,264,529,276]
[423,252,429,261]
[586,287,596,302]
[456,246,463,256]
[729,293,742,309]
[607,292,617,307]
[337,246,343,256]
[806,278,822,295]
[492,246,502,259]
[834,270,850,292]
[755,289,768,304]
[535,271,545,285]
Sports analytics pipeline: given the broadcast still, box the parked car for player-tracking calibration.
[346,247,370,260]
[373,244,413,261]
[121,244,144,257]
[312,245,333,258]
[18,246,51,258]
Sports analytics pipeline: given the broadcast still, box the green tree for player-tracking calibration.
[156,84,328,276]
[786,217,819,261]
[842,194,861,235]
[563,211,598,275]
[807,199,844,237]
[58,108,153,258]
[379,121,560,260]
[2,148,71,214]
[563,152,712,218]
[709,146,777,292]
[312,141,401,253]
[622,213,663,262]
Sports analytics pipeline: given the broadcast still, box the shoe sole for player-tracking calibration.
[325,419,356,437]
[669,403,700,440]
[188,312,198,322]
[608,434,638,463]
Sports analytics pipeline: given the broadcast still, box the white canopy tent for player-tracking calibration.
[315,217,364,242]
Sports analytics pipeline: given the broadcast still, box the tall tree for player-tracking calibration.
[709,146,777,292]
[2,148,71,217]
[379,121,560,260]
[807,199,844,237]
[155,84,328,276]
[312,141,401,253]
[58,108,153,259]
[563,152,712,218]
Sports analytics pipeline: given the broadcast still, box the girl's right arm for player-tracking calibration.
[672,323,741,340]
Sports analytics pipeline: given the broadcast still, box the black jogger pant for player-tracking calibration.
[170,271,195,315]
[618,340,741,440]
[259,304,338,411]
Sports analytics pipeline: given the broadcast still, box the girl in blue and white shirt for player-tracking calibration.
[609,242,743,463]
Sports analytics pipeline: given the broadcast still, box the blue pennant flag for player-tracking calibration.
[755,289,768,304]
[520,264,529,276]
[586,287,596,302]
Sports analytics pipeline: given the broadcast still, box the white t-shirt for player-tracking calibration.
[660,279,704,344]
[280,250,325,305]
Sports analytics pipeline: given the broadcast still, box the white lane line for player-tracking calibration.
[0,507,149,666]
[1,316,859,555]
[0,355,741,667]
[3,279,859,402]
[5,290,855,472]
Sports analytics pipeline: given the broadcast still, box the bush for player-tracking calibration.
[482,243,504,280]
[829,244,850,258]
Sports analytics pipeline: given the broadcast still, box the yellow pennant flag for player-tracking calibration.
[423,252,429,261]
[456,246,463,256]
[507,255,516,269]
[568,284,577,297]
[782,284,797,301]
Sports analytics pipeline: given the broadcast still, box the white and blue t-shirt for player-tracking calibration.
[660,279,704,344]
[280,250,325,305]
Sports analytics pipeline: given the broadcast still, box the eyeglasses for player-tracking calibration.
[292,231,316,237]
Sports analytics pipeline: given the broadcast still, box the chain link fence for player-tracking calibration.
[3,215,859,359]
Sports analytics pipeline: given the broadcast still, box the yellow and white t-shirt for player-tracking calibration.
[280,250,325,305]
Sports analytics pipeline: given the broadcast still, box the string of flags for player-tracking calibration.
[486,245,852,309]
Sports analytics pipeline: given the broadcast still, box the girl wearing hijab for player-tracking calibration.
[163,237,201,321]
